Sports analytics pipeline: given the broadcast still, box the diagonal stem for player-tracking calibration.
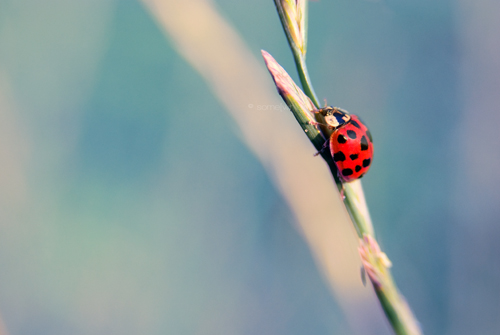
[272,1,422,334]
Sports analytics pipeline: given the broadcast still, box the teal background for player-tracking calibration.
[0,0,499,334]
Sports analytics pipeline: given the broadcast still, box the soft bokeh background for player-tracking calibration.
[0,0,499,334]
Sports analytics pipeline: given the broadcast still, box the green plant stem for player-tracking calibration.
[273,3,422,334]
[293,52,321,108]
[297,52,418,335]
[376,288,410,334]
[296,55,419,335]
[273,0,320,108]
[343,183,374,237]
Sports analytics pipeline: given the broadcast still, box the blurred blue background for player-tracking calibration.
[0,0,499,334]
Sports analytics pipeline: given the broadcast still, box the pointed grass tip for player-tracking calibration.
[261,50,315,121]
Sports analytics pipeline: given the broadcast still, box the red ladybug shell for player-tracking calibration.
[330,115,373,182]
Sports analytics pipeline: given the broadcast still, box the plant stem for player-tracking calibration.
[293,51,321,108]
[271,2,422,334]
[297,45,418,335]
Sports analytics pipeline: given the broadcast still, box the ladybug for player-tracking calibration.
[315,107,373,182]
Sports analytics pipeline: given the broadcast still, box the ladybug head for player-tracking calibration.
[318,107,351,129]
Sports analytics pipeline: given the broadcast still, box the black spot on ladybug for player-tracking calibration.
[360,136,369,151]
[350,120,361,129]
[347,130,357,139]
[337,134,347,144]
[358,173,364,179]
[342,168,353,176]
[362,158,371,167]
[350,154,358,160]
[333,151,346,162]
[355,165,362,172]
[366,129,373,143]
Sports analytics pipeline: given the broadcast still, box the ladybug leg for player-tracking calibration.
[308,120,322,126]
[313,141,329,157]
[311,107,329,118]
[308,119,332,132]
